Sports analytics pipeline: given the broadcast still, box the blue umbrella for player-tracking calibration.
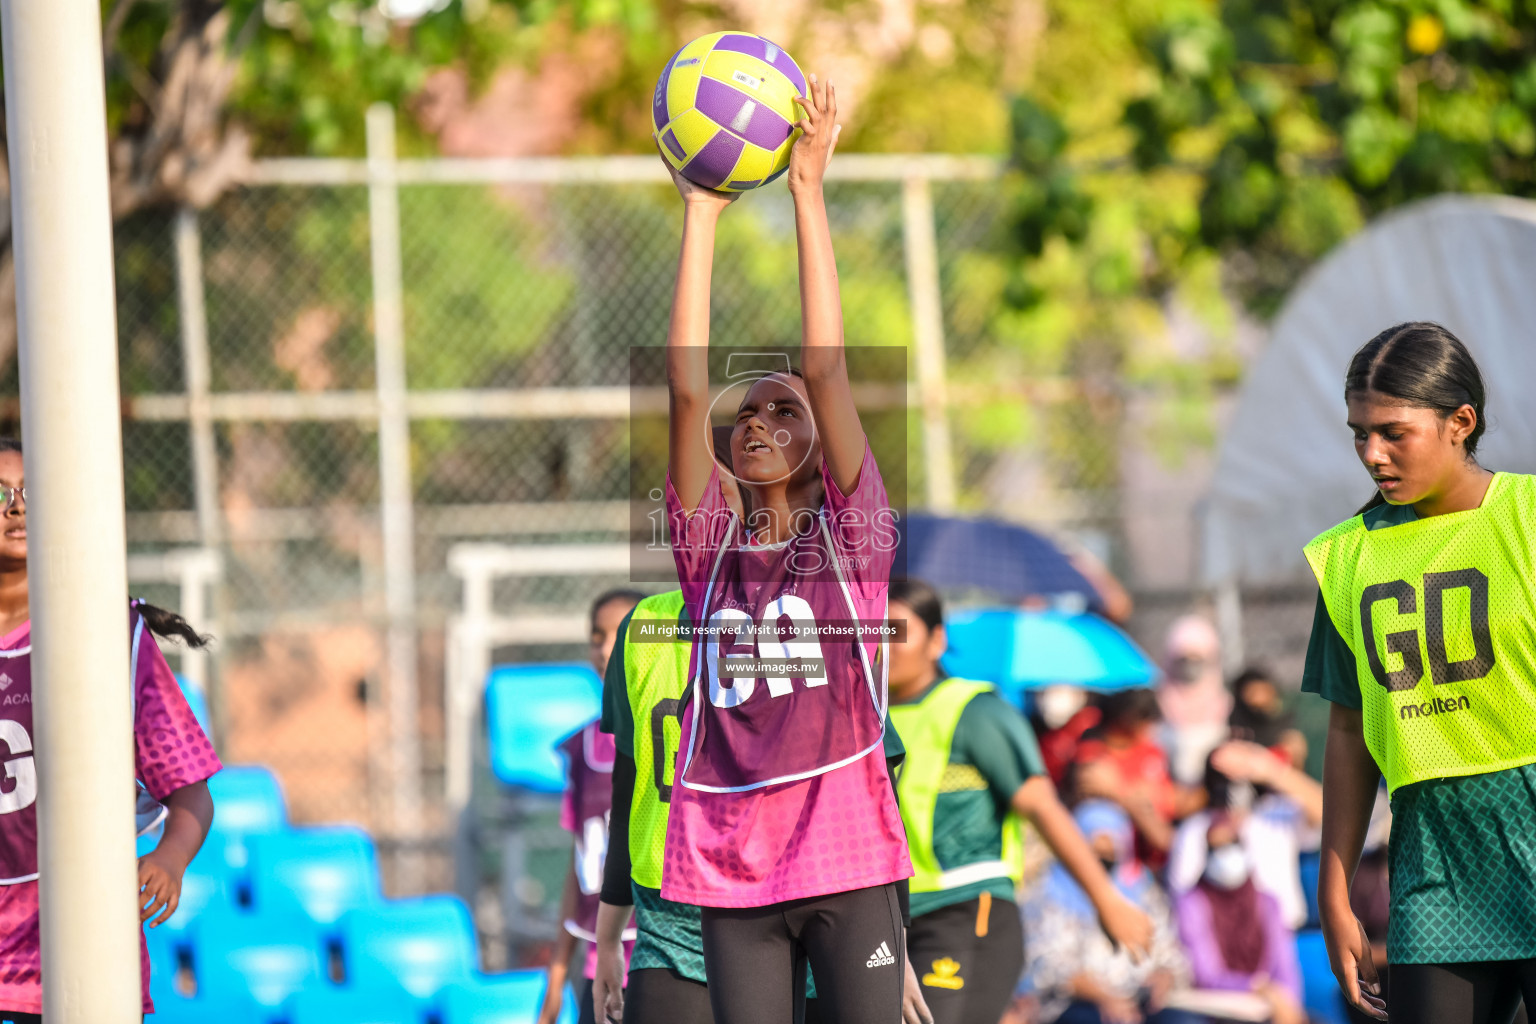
[896,514,1101,608]
[940,607,1159,699]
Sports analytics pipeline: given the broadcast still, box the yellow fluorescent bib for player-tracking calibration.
[889,677,1023,893]
[622,590,691,889]
[1304,473,1536,793]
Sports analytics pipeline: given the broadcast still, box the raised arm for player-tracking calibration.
[1210,738,1325,826]
[663,154,737,511]
[787,76,865,494]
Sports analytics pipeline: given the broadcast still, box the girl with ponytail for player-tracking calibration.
[1302,324,1536,1024]
[0,438,221,1022]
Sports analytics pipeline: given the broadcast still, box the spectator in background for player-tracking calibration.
[1033,685,1096,785]
[1024,801,1196,1024]
[1174,815,1306,1024]
[1167,745,1322,932]
[1156,616,1231,788]
[1227,667,1308,772]
[1072,689,1179,866]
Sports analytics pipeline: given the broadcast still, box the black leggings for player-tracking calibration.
[0,1014,39,1024]
[627,967,715,1024]
[1391,961,1536,1024]
[699,883,904,1024]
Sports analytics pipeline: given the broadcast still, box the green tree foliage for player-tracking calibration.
[1060,0,1536,315]
[971,0,1536,519]
[227,0,669,156]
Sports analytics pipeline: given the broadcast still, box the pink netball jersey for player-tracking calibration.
[662,441,911,907]
[557,720,635,980]
[0,607,222,1015]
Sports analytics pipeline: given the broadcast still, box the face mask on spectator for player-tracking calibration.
[1205,843,1250,889]
[1037,685,1087,729]
[1166,655,1208,682]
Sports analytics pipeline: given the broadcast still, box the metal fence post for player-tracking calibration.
[901,174,957,512]
[1214,579,1246,678]
[174,208,221,550]
[366,103,424,877]
[173,207,226,737]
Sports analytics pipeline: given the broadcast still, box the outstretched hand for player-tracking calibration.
[657,139,739,212]
[1097,890,1155,963]
[788,73,841,195]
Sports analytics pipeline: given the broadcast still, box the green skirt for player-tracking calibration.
[1388,762,1536,964]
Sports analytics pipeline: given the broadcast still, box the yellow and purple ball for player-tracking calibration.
[652,32,808,193]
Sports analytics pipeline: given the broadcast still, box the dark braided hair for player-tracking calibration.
[1345,322,1488,513]
[0,436,213,649]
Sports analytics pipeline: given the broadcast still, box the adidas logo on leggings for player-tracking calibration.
[865,942,896,968]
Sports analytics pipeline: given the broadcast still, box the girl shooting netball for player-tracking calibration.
[661,72,917,1024]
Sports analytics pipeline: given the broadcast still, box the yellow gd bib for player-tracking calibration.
[621,590,691,889]
[1303,472,1536,793]
[888,677,1024,893]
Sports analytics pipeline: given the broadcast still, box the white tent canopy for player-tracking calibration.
[1202,195,1536,587]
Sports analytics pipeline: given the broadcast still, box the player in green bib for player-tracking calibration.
[1303,322,1536,1024]
[590,590,713,1024]
[885,579,1154,1024]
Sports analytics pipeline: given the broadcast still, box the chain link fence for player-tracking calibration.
[0,108,1309,947]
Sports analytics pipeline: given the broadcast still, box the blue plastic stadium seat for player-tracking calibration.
[248,825,383,926]
[209,765,288,836]
[206,765,289,887]
[287,985,424,1024]
[1297,928,1350,1024]
[154,860,233,938]
[149,901,267,1024]
[339,894,477,999]
[484,663,603,793]
[439,971,567,1024]
[142,771,280,910]
[147,992,266,1024]
[194,909,325,1011]
[146,922,189,1004]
